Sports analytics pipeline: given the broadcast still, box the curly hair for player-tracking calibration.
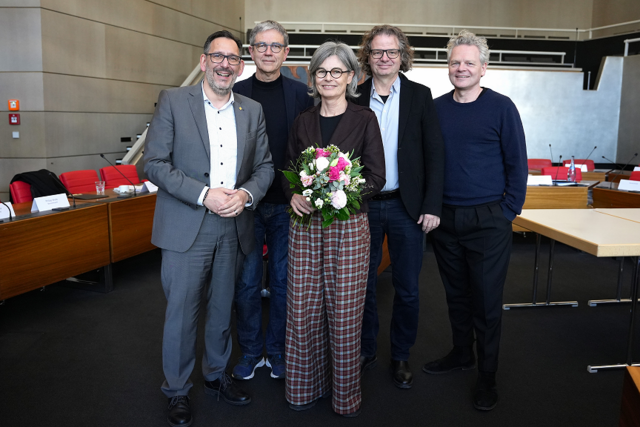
[357,25,414,76]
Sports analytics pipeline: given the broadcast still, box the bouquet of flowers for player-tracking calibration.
[283,144,367,228]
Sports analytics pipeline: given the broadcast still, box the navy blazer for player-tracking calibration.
[353,73,445,220]
[233,74,314,132]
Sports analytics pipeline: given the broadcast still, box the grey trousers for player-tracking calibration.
[160,213,244,397]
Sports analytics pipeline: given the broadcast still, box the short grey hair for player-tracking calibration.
[308,41,360,99]
[446,30,490,65]
[249,20,289,46]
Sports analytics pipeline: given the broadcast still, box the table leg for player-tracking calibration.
[63,264,114,293]
[588,258,640,306]
[504,235,579,310]
[587,256,640,373]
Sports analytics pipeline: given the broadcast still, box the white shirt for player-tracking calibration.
[197,84,253,206]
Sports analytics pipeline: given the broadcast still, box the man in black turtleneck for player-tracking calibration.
[231,20,314,382]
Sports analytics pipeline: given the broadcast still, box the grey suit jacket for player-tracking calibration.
[144,83,274,255]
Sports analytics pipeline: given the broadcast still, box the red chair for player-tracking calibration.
[629,171,640,181]
[528,159,552,170]
[60,170,100,193]
[99,165,141,189]
[562,159,595,171]
[541,166,583,182]
[10,181,33,203]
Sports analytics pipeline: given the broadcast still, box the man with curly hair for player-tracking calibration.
[353,25,444,389]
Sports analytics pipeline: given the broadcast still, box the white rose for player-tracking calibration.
[315,198,324,208]
[302,189,313,197]
[315,157,330,172]
[330,190,348,209]
[300,170,308,178]
[308,162,315,171]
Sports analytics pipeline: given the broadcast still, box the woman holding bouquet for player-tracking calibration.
[283,41,386,417]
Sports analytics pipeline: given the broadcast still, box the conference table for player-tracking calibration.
[0,191,156,300]
[508,208,640,372]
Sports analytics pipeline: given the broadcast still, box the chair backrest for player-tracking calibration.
[527,159,552,170]
[99,165,141,189]
[60,170,100,193]
[541,166,583,181]
[10,181,33,204]
[629,171,640,181]
[562,159,595,171]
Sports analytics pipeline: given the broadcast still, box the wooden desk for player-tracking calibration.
[523,185,589,209]
[620,367,640,427]
[593,184,640,208]
[510,209,640,372]
[0,191,157,300]
[0,204,111,300]
[108,194,156,263]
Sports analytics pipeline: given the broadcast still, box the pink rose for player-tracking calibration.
[315,148,330,158]
[336,157,350,171]
[339,172,350,185]
[329,166,340,181]
[301,175,314,187]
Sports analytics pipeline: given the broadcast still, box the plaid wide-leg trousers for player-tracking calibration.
[285,213,370,415]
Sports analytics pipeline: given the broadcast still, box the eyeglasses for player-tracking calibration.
[205,53,242,66]
[251,42,285,53]
[370,49,401,59]
[315,68,350,79]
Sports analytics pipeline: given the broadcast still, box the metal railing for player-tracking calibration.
[624,37,640,56]
[121,65,203,166]
[267,19,640,41]
[244,44,568,67]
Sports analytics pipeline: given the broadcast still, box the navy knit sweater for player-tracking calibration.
[434,88,528,221]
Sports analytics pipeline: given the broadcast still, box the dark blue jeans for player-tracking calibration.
[234,202,289,357]
[362,198,424,361]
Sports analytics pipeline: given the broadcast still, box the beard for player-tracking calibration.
[205,64,238,96]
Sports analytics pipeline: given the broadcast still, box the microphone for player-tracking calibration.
[583,145,597,168]
[609,153,638,183]
[99,154,138,198]
[554,155,563,183]
[549,144,554,165]
[0,201,13,223]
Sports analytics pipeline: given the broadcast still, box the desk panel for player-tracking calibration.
[523,186,589,209]
[0,204,110,299]
[593,187,640,208]
[108,194,156,263]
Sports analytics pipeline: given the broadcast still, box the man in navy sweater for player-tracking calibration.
[423,30,527,411]
[232,21,314,381]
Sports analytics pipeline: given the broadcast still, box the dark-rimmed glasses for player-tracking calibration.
[315,68,350,79]
[251,43,285,53]
[370,49,400,59]
[205,53,241,65]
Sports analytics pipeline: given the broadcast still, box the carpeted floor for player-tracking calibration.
[0,232,636,427]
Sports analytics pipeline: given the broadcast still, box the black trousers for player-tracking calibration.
[431,201,513,373]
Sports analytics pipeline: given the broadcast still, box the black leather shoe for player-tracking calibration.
[390,360,413,389]
[289,390,330,411]
[423,347,476,374]
[204,372,251,405]
[360,355,377,372]
[473,372,498,411]
[167,395,192,427]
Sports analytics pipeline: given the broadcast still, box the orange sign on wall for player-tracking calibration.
[8,99,19,111]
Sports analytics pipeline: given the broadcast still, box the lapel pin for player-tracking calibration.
[239,106,243,110]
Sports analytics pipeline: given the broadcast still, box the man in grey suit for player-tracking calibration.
[144,30,274,427]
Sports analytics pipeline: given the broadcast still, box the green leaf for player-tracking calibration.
[336,208,350,221]
[322,217,334,228]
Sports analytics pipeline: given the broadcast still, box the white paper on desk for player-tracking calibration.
[575,164,588,172]
[617,179,640,192]
[634,166,640,171]
[138,181,158,193]
[31,193,70,213]
[0,202,16,219]
[527,174,553,186]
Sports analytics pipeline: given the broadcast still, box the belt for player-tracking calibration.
[371,189,400,201]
